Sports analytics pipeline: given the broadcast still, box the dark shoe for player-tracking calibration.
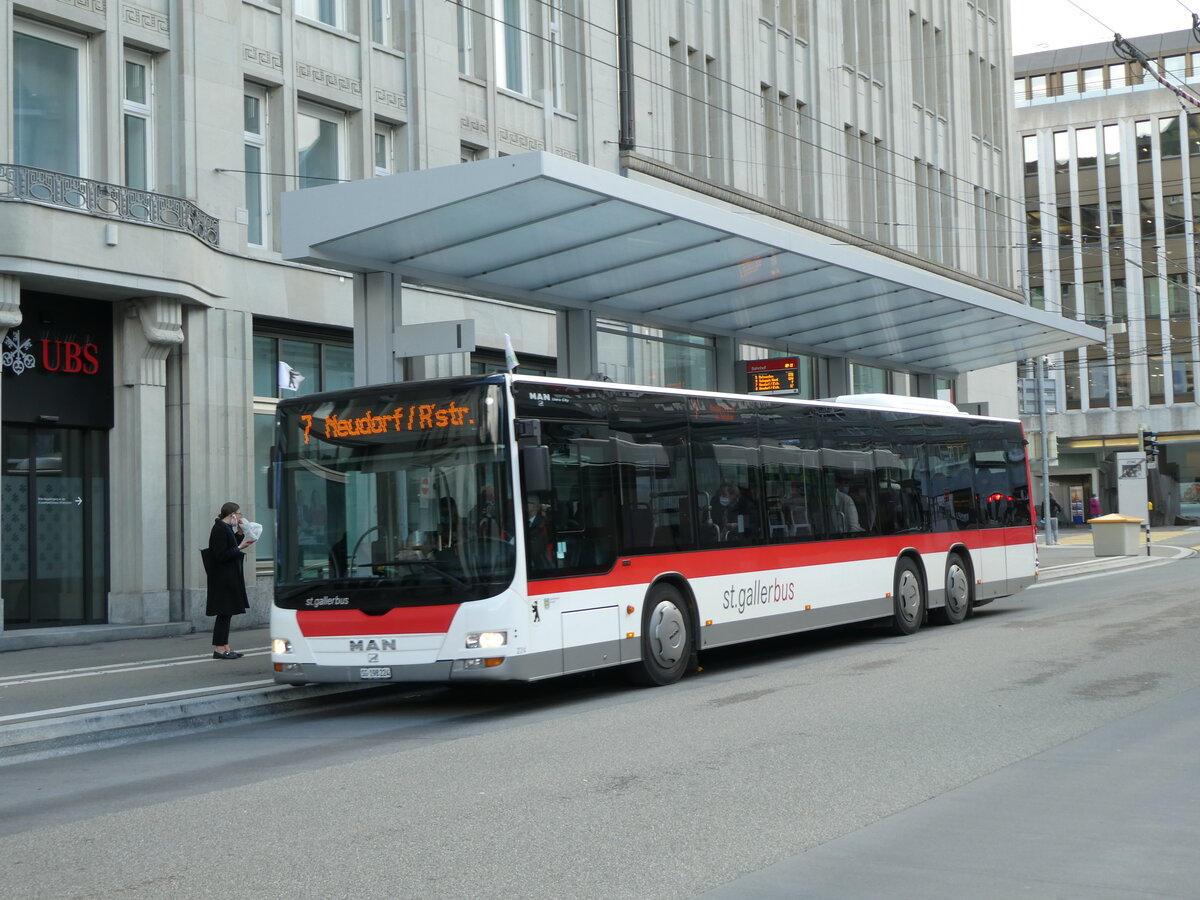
[213,650,240,660]
[228,651,244,658]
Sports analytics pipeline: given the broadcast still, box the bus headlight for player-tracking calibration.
[466,631,506,649]
[272,638,293,654]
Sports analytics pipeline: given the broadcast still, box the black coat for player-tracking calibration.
[205,518,250,617]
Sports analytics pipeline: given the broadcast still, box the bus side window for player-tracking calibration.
[536,421,618,575]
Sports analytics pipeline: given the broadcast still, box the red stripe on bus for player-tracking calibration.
[528,527,1032,596]
[296,605,460,637]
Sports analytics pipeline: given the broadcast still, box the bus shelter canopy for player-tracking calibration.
[282,152,1099,375]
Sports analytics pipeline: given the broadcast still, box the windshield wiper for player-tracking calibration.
[390,558,470,590]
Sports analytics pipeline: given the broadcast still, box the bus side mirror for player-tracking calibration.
[522,445,552,494]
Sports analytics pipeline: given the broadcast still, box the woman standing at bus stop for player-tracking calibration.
[204,501,254,659]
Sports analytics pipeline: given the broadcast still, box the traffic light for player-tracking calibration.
[1143,429,1160,460]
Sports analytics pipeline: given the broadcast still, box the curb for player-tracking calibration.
[1037,545,1194,581]
[0,680,388,767]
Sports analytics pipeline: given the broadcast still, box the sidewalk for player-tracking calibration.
[1,530,1195,765]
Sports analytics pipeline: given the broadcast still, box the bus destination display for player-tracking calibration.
[745,357,800,395]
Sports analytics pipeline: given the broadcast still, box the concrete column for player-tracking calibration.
[0,275,20,633]
[108,298,184,624]
[822,357,852,398]
[556,308,598,379]
[354,272,406,386]
[713,335,738,394]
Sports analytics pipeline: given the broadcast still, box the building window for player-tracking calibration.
[253,331,354,400]
[496,0,532,95]
[1030,74,1046,100]
[253,328,353,570]
[296,0,344,30]
[1076,126,1097,168]
[596,320,714,390]
[1053,130,1069,173]
[1103,123,1120,166]
[850,363,888,394]
[1082,67,1104,94]
[549,0,580,113]
[1161,116,1182,158]
[458,0,488,79]
[123,51,153,190]
[1061,70,1079,95]
[1135,120,1152,162]
[297,103,344,189]
[12,23,86,176]
[374,123,393,176]
[461,143,485,163]
[244,87,268,247]
[370,0,405,50]
[1022,134,1038,175]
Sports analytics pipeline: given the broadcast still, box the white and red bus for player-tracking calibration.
[270,375,1036,686]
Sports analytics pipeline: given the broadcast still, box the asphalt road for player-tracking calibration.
[2,559,1198,899]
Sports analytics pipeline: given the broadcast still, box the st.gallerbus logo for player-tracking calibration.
[2,329,36,376]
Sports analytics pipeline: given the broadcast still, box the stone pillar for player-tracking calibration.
[108,297,184,624]
[556,308,598,379]
[713,335,737,394]
[0,275,20,633]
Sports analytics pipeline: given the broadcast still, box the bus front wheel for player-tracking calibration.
[933,553,971,625]
[630,584,692,686]
[891,558,925,636]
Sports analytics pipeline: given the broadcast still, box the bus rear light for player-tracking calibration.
[467,631,507,649]
[272,638,293,654]
[626,605,635,614]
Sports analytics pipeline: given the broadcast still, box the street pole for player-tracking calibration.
[1036,355,1054,544]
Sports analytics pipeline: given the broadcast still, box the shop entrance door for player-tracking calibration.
[2,425,108,627]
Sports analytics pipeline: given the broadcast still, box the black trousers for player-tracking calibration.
[212,614,232,646]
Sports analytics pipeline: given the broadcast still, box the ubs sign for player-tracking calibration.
[1,292,113,428]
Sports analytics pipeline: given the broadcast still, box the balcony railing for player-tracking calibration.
[0,164,219,248]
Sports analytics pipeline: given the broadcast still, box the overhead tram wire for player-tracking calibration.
[450,0,1034,240]
[456,2,1200,285]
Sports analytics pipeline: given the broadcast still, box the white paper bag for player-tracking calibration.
[241,520,263,542]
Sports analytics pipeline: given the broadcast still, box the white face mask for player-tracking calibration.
[719,496,732,507]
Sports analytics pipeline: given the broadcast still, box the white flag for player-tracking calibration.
[503,333,519,373]
[278,360,305,392]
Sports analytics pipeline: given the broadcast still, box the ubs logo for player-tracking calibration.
[2,330,35,376]
[2,329,101,377]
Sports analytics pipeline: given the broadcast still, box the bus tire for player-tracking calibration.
[933,553,971,625]
[629,583,692,686]
[891,558,925,636]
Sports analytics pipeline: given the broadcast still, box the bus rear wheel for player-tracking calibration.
[933,553,971,625]
[630,583,692,686]
[891,558,925,636]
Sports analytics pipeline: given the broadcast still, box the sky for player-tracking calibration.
[1011,0,1198,56]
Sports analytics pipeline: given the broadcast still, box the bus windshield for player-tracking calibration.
[274,380,515,609]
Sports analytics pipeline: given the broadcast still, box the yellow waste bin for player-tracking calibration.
[1088,513,1144,557]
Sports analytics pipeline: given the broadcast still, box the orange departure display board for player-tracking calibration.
[744,357,800,395]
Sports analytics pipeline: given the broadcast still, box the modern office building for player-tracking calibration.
[1015,29,1200,524]
[1,0,1091,639]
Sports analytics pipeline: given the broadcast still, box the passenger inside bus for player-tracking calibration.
[525,494,554,571]
[834,480,864,533]
[711,482,759,542]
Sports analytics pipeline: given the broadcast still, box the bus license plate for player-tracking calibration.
[359,667,392,680]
